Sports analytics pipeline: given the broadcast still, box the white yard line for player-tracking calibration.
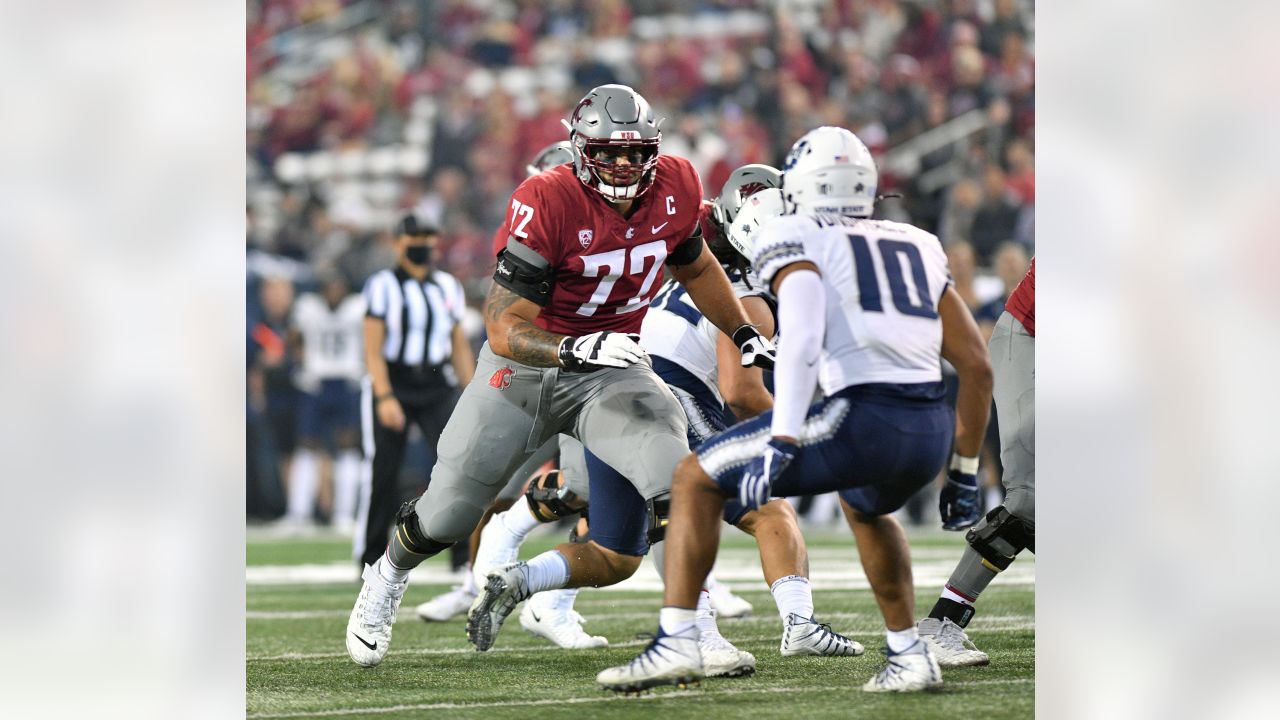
[247,679,1034,718]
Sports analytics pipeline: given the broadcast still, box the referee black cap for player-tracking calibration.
[397,213,440,238]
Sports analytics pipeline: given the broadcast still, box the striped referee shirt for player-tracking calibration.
[362,267,466,371]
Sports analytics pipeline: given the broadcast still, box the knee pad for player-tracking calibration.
[965,505,1034,570]
[646,495,670,545]
[524,468,588,523]
[395,499,451,555]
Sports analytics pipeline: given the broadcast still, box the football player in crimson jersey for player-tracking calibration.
[917,257,1034,667]
[345,84,775,668]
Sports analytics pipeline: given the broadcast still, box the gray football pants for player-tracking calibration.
[414,343,688,544]
[492,434,589,502]
[947,311,1034,598]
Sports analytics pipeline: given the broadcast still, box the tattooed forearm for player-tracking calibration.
[484,283,566,367]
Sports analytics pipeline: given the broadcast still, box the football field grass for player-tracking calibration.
[247,527,1034,719]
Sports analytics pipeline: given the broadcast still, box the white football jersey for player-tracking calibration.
[641,268,767,403]
[292,293,367,390]
[753,214,952,393]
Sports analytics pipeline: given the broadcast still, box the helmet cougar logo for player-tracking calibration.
[572,98,594,124]
[489,367,514,390]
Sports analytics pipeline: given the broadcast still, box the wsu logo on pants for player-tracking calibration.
[488,366,514,390]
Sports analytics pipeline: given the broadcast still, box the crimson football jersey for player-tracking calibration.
[496,155,704,335]
[1005,256,1035,336]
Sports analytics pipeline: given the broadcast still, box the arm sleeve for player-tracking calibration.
[363,273,388,319]
[770,269,825,439]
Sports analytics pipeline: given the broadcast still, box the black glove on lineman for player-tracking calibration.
[732,324,777,370]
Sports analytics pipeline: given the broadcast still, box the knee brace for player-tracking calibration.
[965,506,1034,571]
[395,499,452,555]
[646,495,670,545]
[525,469,587,523]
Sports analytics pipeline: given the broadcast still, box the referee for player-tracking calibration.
[355,214,475,569]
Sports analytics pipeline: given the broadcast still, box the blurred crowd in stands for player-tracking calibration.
[247,0,1034,525]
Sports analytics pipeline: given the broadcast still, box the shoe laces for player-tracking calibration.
[936,621,978,652]
[360,578,403,626]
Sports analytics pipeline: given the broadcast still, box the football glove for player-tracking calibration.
[558,331,647,371]
[939,468,981,530]
[732,324,776,370]
[739,437,798,511]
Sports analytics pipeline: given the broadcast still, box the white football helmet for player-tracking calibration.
[781,126,877,218]
[726,188,786,261]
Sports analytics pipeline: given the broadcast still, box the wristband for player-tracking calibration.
[950,453,979,474]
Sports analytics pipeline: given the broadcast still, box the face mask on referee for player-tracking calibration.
[404,244,433,266]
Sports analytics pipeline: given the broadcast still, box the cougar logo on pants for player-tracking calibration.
[489,366,514,390]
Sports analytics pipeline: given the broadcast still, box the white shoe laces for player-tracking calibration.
[359,577,403,627]
[935,622,979,653]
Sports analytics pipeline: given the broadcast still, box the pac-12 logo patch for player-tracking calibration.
[578,229,593,248]
[489,366,514,390]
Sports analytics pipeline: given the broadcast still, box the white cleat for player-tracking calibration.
[415,584,476,622]
[345,560,408,667]
[699,630,756,678]
[520,588,608,649]
[706,582,753,618]
[466,562,533,651]
[471,512,523,589]
[780,613,865,657]
[918,617,990,667]
[597,629,703,692]
[862,640,943,693]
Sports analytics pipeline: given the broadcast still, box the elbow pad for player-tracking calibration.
[494,242,554,306]
[666,225,705,266]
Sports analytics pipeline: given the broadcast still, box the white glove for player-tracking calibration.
[558,331,647,371]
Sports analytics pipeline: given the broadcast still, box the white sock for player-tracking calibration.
[941,585,974,606]
[704,571,721,591]
[695,589,720,636]
[286,449,319,520]
[461,563,476,594]
[523,551,570,593]
[331,451,361,526]
[659,606,697,639]
[886,626,919,653]
[501,497,543,539]
[985,486,1004,513]
[770,575,815,622]
[377,552,411,584]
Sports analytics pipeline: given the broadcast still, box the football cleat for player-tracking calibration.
[780,613,865,657]
[706,581,753,619]
[466,562,532,651]
[471,512,523,589]
[918,617,990,667]
[862,640,943,693]
[596,628,702,692]
[415,584,476,622]
[345,560,408,667]
[698,629,756,678]
[520,588,608,649]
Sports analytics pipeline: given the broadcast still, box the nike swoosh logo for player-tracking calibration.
[351,632,377,651]
[531,611,541,622]
[651,222,669,234]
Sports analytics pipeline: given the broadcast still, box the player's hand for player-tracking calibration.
[558,331,648,371]
[939,469,981,530]
[739,437,798,511]
[732,325,776,370]
[377,396,406,432]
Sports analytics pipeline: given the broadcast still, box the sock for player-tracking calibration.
[286,449,319,520]
[886,626,919,653]
[928,589,977,628]
[501,497,543,539]
[377,550,411,584]
[331,451,360,526]
[523,550,570,593]
[461,563,476,595]
[695,589,720,636]
[770,575,814,623]
[704,571,721,591]
[984,485,1004,513]
[659,606,697,639]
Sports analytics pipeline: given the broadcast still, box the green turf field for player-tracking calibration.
[247,528,1033,719]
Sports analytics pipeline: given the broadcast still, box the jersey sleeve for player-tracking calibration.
[362,272,390,319]
[752,215,814,289]
[501,175,563,267]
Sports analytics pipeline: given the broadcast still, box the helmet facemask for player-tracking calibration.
[573,134,661,202]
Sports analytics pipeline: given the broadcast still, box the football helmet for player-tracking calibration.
[781,126,877,218]
[726,187,787,261]
[708,164,782,270]
[562,84,662,203]
[526,141,574,177]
